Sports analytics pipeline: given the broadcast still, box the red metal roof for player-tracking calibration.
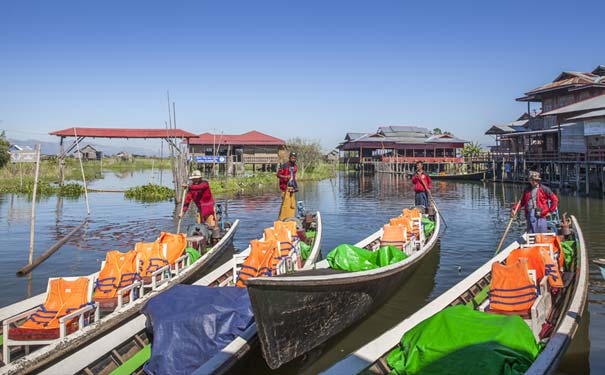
[189,131,285,145]
[49,127,197,138]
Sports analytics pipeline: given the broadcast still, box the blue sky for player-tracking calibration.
[1,0,604,151]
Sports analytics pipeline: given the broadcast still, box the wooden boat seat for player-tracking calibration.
[2,276,100,364]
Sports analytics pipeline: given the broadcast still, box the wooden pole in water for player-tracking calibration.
[176,187,188,233]
[73,128,90,216]
[18,219,88,276]
[495,197,520,255]
[28,144,41,266]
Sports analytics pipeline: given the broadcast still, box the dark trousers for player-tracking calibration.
[415,191,428,208]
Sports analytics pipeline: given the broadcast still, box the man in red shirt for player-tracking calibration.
[277,152,298,220]
[411,161,432,208]
[182,170,216,227]
[512,171,558,233]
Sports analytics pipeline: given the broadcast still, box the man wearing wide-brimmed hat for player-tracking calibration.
[181,170,216,227]
[276,151,298,220]
[512,171,558,233]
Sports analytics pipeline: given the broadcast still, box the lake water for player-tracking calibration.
[0,170,602,374]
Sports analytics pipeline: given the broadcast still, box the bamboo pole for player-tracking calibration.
[495,198,520,255]
[176,187,188,233]
[73,128,91,215]
[27,144,42,266]
[18,220,88,276]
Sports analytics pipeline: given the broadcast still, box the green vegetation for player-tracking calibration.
[125,184,175,202]
[286,138,336,180]
[0,157,170,196]
[209,173,276,195]
[462,142,482,158]
[0,132,10,169]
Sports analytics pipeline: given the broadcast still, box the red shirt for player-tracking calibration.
[411,173,432,192]
[183,181,215,217]
[514,184,558,217]
[277,162,298,192]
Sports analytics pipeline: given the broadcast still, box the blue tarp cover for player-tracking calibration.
[142,284,254,375]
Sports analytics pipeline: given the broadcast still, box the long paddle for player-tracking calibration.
[417,173,448,228]
[494,198,520,255]
[176,187,188,234]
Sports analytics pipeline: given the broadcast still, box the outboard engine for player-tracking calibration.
[187,224,211,253]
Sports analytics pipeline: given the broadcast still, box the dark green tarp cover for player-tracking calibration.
[561,240,575,270]
[387,305,540,375]
[300,241,311,260]
[186,247,201,264]
[422,217,435,237]
[326,244,408,272]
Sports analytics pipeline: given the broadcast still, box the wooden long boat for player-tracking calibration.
[245,206,441,370]
[0,220,240,375]
[37,212,323,375]
[323,215,588,375]
[429,170,488,181]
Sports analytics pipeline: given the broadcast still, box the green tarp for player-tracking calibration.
[300,241,311,260]
[326,244,408,272]
[422,217,435,237]
[186,247,201,264]
[387,305,540,375]
[561,240,576,270]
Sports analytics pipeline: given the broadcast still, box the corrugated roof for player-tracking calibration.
[189,130,285,145]
[484,118,529,135]
[566,109,605,121]
[49,127,197,138]
[541,94,605,116]
[344,132,367,141]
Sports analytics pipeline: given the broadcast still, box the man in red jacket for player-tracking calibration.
[512,171,558,233]
[182,170,216,227]
[411,161,432,208]
[277,152,298,220]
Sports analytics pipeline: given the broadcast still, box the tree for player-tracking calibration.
[0,131,10,168]
[432,128,442,135]
[286,138,323,178]
[462,141,482,158]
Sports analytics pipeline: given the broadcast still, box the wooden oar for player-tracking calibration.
[417,174,448,228]
[494,199,520,255]
[176,187,188,234]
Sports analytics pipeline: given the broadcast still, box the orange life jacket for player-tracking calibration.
[389,217,407,227]
[94,250,139,299]
[402,208,422,220]
[265,227,293,265]
[380,224,406,249]
[21,277,91,330]
[236,239,278,288]
[540,247,564,288]
[506,246,547,282]
[134,241,169,278]
[534,233,564,270]
[489,259,538,312]
[158,232,187,265]
[274,221,297,239]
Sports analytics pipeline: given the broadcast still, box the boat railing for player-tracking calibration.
[149,265,172,290]
[172,254,190,276]
[117,281,144,309]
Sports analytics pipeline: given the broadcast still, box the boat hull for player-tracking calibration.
[247,256,428,369]
[430,171,487,181]
[246,211,440,370]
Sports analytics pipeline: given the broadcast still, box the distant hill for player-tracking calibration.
[8,138,159,157]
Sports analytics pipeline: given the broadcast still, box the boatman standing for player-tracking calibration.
[512,171,558,233]
[277,151,298,220]
[181,170,216,227]
[411,161,432,208]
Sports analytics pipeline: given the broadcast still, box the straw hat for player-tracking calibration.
[529,171,541,181]
[189,170,203,180]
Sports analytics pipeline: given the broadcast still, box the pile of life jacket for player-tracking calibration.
[381,208,423,249]
[488,233,565,316]
[236,221,299,288]
[94,232,187,303]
